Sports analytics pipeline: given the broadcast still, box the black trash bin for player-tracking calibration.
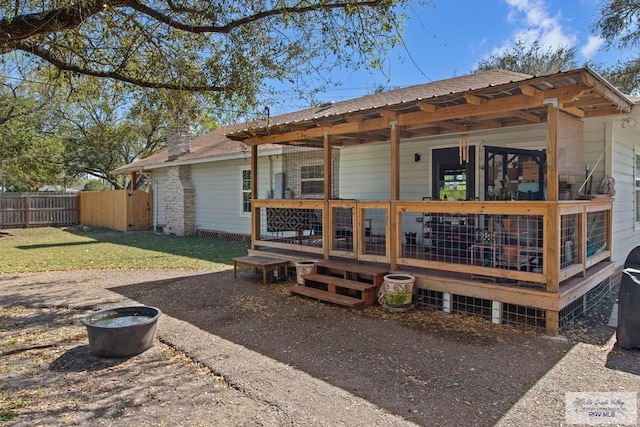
[617,246,640,350]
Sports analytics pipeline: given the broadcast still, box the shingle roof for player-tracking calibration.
[113,123,281,173]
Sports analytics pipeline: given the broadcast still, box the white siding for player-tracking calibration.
[607,115,640,265]
[339,124,547,200]
[189,155,281,234]
[153,169,167,229]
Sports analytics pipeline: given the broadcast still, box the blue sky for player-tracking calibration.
[271,0,625,112]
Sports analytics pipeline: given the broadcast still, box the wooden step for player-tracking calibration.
[315,260,388,277]
[301,273,378,307]
[303,273,375,292]
[290,285,365,308]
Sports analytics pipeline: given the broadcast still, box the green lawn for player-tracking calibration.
[0,227,249,273]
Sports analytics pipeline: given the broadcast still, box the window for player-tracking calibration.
[300,164,324,197]
[635,151,640,225]
[241,169,251,214]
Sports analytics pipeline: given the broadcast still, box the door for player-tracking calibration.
[432,147,475,200]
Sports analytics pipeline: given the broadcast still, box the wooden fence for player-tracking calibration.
[0,193,79,228]
[79,190,151,232]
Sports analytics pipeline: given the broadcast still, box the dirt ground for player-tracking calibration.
[1,268,638,426]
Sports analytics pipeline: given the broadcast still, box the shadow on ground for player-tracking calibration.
[112,270,577,427]
[60,227,249,265]
[606,346,640,376]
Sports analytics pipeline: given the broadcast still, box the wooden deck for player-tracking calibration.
[247,246,615,335]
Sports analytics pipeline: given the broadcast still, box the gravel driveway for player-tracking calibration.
[1,268,638,426]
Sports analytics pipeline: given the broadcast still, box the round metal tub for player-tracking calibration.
[82,306,161,358]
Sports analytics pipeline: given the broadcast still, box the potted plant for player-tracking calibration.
[381,273,415,310]
[507,160,520,180]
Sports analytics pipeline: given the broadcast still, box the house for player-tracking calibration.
[116,67,639,335]
[114,123,286,239]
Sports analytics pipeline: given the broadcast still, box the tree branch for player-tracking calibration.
[129,0,385,34]
[14,40,222,91]
[0,1,126,43]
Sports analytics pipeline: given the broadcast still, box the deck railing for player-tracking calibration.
[251,198,612,292]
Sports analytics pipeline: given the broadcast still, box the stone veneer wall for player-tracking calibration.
[164,165,195,236]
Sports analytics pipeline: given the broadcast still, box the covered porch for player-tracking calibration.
[227,68,631,335]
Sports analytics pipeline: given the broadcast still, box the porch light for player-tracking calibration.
[414,153,421,162]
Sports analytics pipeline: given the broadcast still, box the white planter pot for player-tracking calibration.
[383,274,415,307]
[295,261,316,285]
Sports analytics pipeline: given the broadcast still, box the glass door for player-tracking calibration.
[432,147,475,200]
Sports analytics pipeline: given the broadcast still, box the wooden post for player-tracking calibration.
[251,144,259,250]
[546,310,559,336]
[23,195,29,228]
[390,120,400,270]
[546,102,559,201]
[323,131,331,201]
[323,132,331,260]
[580,208,588,277]
[390,120,400,201]
[545,203,560,293]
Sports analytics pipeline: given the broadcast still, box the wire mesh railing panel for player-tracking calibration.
[559,277,613,330]
[560,213,579,270]
[502,304,546,330]
[363,208,387,256]
[452,295,493,319]
[279,146,339,199]
[401,211,544,275]
[585,276,612,308]
[401,211,422,258]
[414,288,443,309]
[331,206,354,252]
[558,298,585,329]
[259,207,321,247]
[586,210,607,259]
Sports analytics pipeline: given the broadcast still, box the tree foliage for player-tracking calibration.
[596,0,640,94]
[54,79,204,189]
[0,1,406,109]
[474,39,578,76]
[0,79,65,190]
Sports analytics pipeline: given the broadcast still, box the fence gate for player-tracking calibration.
[80,190,152,232]
[128,190,152,231]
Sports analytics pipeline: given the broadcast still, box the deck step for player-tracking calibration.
[298,273,378,308]
[303,273,375,292]
[315,260,389,277]
[290,285,365,308]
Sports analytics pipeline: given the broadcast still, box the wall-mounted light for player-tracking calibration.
[622,118,637,128]
[414,153,421,162]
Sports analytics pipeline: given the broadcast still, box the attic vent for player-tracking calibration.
[317,101,333,110]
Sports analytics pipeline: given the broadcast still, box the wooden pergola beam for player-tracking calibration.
[513,111,543,123]
[464,94,485,105]
[242,80,624,145]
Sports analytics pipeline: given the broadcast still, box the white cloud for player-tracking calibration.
[581,35,604,59]
[501,0,577,50]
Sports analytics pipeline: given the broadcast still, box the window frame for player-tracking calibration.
[299,163,324,198]
[240,167,251,217]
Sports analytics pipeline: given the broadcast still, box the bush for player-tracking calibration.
[83,180,110,191]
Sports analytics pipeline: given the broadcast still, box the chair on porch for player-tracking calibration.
[517,182,546,200]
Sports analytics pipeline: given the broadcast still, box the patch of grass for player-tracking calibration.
[0,382,28,422]
[0,227,249,273]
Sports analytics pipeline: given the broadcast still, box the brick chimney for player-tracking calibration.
[167,109,191,160]
[163,108,195,236]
